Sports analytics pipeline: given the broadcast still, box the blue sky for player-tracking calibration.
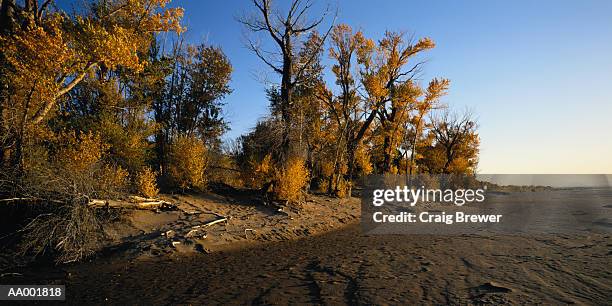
[79,1,612,173]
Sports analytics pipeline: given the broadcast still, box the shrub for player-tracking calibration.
[9,162,124,264]
[167,135,207,189]
[242,153,273,189]
[50,131,128,197]
[274,157,309,203]
[354,145,373,175]
[54,131,109,173]
[97,164,130,198]
[19,202,105,264]
[334,177,351,198]
[135,167,159,198]
[8,130,128,263]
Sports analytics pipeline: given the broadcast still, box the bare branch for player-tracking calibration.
[292,10,336,86]
[246,39,283,74]
[252,0,284,50]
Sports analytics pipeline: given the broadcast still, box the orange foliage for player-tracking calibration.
[274,157,309,203]
[55,131,109,172]
[135,167,159,197]
[167,135,207,189]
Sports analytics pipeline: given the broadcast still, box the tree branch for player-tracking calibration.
[31,62,98,125]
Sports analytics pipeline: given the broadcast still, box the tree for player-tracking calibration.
[405,78,449,176]
[0,0,184,168]
[349,31,437,178]
[320,24,365,194]
[239,0,334,163]
[152,41,232,179]
[422,110,479,174]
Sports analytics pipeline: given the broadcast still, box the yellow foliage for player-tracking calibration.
[255,154,273,177]
[55,131,109,172]
[242,154,273,189]
[98,165,130,194]
[167,135,207,189]
[135,167,159,198]
[274,157,309,203]
[320,160,335,178]
[0,0,184,134]
[354,145,373,175]
[334,177,351,198]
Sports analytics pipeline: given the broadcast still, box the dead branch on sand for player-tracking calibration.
[87,197,177,211]
[192,217,228,229]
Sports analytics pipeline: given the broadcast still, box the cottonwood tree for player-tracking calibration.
[239,0,334,163]
[403,78,449,176]
[355,31,438,175]
[421,110,479,174]
[319,24,365,194]
[0,0,184,168]
[152,42,232,177]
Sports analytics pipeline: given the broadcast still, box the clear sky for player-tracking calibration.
[88,1,612,173]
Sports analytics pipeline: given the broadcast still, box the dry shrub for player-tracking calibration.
[8,165,117,264]
[274,157,309,203]
[135,167,159,198]
[167,135,207,189]
[6,131,129,263]
[19,202,104,264]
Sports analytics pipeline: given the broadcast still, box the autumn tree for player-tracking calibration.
[357,32,436,173]
[0,0,185,262]
[151,41,232,185]
[404,78,449,175]
[317,24,365,194]
[0,0,184,168]
[420,110,480,174]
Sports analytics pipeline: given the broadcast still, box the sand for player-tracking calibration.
[41,226,612,305]
[1,189,611,305]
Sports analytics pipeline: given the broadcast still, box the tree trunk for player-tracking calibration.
[279,40,293,164]
[0,0,16,34]
[382,135,392,173]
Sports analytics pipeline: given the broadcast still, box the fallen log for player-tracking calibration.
[0,197,66,205]
[128,195,165,203]
[201,210,228,219]
[88,199,177,211]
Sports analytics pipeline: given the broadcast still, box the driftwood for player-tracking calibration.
[0,197,38,203]
[0,197,66,204]
[87,197,177,211]
[244,228,256,239]
[201,210,227,219]
[192,217,228,229]
[2,194,181,213]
